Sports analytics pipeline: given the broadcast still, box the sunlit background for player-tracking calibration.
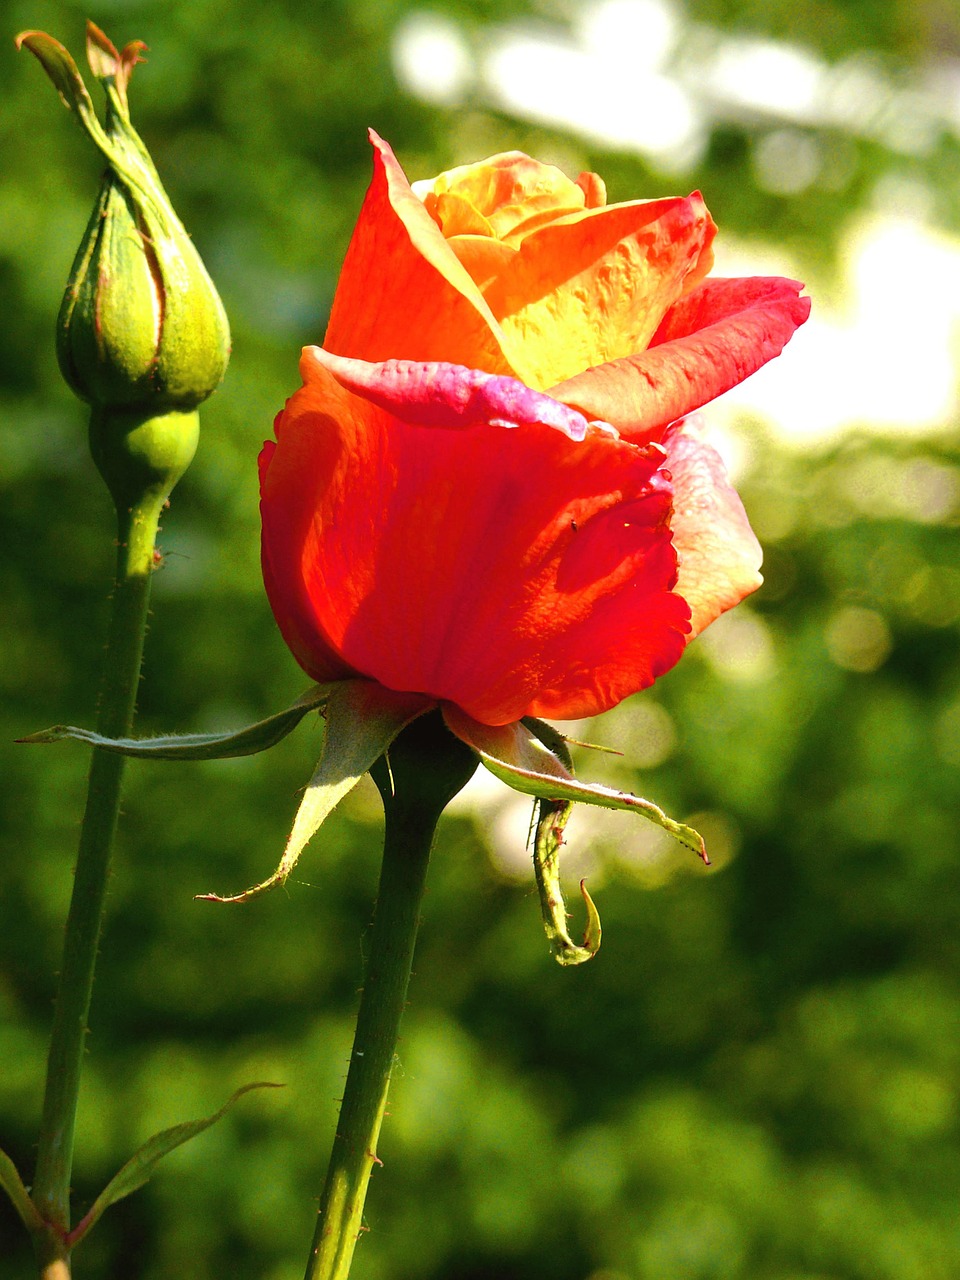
[2,0,959,1277]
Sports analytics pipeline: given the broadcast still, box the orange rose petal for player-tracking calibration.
[662,417,763,637]
[439,234,517,293]
[323,131,519,376]
[550,275,811,440]
[445,483,691,724]
[485,194,716,389]
[260,357,690,726]
[575,170,607,209]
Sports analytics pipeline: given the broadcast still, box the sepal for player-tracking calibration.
[17,685,332,758]
[443,708,707,860]
[199,681,431,903]
[19,680,433,905]
[534,796,602,966]
[14,29,108,149]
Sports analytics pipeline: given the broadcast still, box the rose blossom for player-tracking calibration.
[259,133,809,728]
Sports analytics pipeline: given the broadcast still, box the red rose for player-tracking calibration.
[260,133,809,728]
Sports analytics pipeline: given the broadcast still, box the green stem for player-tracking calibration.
[31,488,166,1257]
[303,714,476,1280]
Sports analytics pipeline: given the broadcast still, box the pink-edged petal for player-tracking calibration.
[261,355,690,726]
[309,346,601,441]
[323,131,522,377]
[550,276,811,440]
[649,274,811,347]
[482,194,716,390]
[663,416,763,636]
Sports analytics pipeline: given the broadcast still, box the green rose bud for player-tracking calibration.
[17,22,230,414]
[18,22,231,509]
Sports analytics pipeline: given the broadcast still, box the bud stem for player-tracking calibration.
[303,715,476,1280]
[31,428,177,1272]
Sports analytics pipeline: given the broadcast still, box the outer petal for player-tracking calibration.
[323,131,522,378]
[260,349,691,726]
[549,276,811,440]
[663,416,763,636]
[259,439,352,684]
[482,195,716,390]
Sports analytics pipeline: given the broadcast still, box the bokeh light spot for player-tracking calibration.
[825,606,892,673]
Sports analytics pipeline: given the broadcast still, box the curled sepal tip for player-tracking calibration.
[443,708,708,863]
[534,797,602,966]
[198,681,431,904]
[15,29,102,137]
[84,21,147,115]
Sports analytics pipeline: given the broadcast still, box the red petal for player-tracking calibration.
[323,131,519,377]
[259,435,354,685]
[663,417,763,636]
[550,276,811,440]
[261,353,691,725]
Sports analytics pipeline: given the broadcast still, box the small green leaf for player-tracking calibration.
[69,1082,282,1247]
[444,707,707,861]
[17,684,332,759]
[0,1145,43,1237]
[534,796,602,965]
[198,681,432,903]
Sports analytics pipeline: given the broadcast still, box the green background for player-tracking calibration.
[2,0,959,1276]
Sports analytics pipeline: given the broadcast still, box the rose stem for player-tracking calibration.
[303,713,476,1280]
[31,408,199,1277]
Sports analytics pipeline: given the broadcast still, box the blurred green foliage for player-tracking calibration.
[2,0,959,1277]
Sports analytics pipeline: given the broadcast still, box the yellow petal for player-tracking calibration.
[485,194,716,390]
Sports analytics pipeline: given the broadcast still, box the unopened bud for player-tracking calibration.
[18,23,230,414]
